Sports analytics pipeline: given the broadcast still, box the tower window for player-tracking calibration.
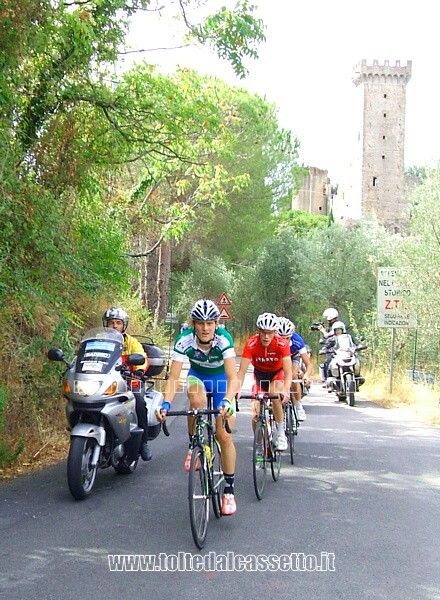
[382,155,386,159]
[383,113,387,117]
[384,93,387,98]
[383,135,386,140]
[372,177,378,187]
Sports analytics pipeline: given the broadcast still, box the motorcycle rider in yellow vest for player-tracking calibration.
[102,307,152,462]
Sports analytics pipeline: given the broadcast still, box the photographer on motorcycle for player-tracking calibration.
[103,306,152,462]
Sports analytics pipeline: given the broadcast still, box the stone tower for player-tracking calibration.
[291,167,329,215]
[353,59,412,230]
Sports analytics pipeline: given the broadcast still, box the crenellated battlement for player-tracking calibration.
[353,59,412,86]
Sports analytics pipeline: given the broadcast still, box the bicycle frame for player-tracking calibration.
[239,392,282,500]
[164,395,228,548]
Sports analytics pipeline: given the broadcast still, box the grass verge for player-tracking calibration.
[363,370,440,426]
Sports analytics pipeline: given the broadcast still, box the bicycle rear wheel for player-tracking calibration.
[252,421,267,500]
[188,446,209,549]
[211,438,224,519]
[285,403,296,465]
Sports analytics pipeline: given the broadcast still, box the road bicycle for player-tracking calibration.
[239,392,283,500]
[163,395,230,549]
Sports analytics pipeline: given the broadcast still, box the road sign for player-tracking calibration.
[377,267,417,328]
[219,307,232,320]
[217,292,232,306]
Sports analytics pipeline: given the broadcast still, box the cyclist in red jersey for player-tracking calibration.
[236,313,292,450]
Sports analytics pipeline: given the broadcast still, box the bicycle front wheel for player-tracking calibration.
[211,438,225,519]
[188,446,209,549]
[252,421,267,500]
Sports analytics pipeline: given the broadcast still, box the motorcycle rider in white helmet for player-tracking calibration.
[317,308,346,385]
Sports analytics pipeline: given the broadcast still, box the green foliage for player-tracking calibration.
[398,162,440,330]
[172,257,235,323]
[188,1,266,78]
[405,165,428,182]
[276,209,328,237]
[169,81,303,264]
[0,387,24,467]
[0,0,271,464]
[225,218,399,352]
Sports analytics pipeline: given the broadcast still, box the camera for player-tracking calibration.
[310,321,324,331]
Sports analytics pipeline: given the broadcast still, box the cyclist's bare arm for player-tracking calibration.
[300,351,313,383]
[224,356,239,400]
[235,357,252,398]
[157,359,183,420]
[282,355,293,401]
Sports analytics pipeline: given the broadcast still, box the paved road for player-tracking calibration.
[1,382,440,600]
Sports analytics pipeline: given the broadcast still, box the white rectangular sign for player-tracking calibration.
[377,267,417,328]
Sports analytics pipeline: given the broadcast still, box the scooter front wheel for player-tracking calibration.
[67,437,99,500]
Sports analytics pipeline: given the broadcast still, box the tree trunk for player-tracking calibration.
[153,239,171,325]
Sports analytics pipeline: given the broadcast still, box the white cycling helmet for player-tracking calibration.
[102,306,129,332]
[331,320,346,333]
[190,299,220,321]
[323,307,339,321]
[277,317,295,336]
[256,312,279,331]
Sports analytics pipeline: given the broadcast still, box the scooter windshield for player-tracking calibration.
[75,327,123,375]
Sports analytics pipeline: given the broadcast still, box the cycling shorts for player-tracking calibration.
[252,367,284,393]
[187,368,228,410]
[291,354,302,365]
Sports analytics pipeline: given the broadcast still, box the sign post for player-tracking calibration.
[377,268,417,393]
[217,292,232,322]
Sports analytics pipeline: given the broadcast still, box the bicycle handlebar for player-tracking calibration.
[238,393,284,401]
[162,408,231,436]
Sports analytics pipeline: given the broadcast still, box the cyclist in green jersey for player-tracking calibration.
[158,299,238,516]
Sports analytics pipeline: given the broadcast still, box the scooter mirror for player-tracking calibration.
[127,353,147,366]
[47,348,64,361]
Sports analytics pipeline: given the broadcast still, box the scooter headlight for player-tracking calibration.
[74,380,102,396]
